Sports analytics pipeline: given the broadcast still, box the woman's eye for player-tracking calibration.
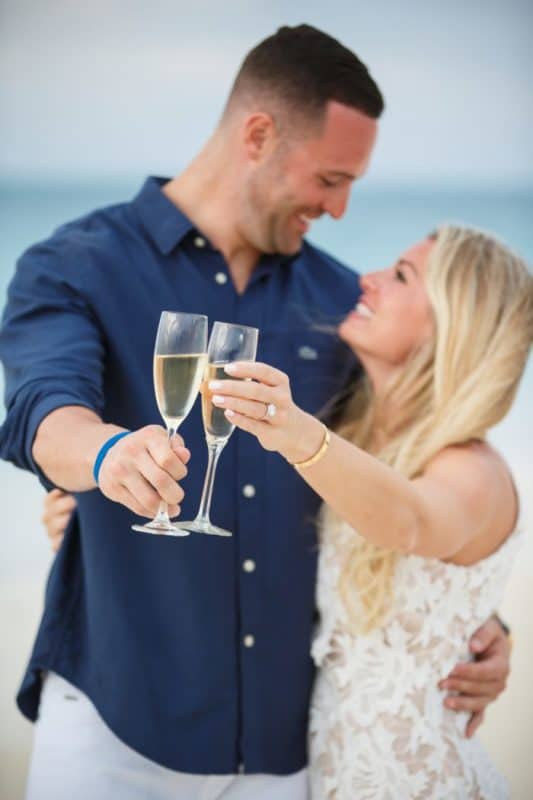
[395,268,407,283]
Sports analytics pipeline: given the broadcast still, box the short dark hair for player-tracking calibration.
[225,25,384,124]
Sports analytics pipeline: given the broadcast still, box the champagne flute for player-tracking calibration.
[176,322,259,537]
[132,311,208,535]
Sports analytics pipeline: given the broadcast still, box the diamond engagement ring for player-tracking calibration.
[264,402,277,420]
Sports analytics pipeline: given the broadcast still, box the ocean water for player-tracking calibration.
[0,177,532,566]
[2,179,533,290]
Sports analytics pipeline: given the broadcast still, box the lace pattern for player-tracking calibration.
[309,521,522,799]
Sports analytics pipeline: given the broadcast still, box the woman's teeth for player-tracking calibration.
[355,302,373,318]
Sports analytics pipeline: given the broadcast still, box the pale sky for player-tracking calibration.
[1,0,532,185]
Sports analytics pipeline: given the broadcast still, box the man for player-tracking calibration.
[0,25,510,800]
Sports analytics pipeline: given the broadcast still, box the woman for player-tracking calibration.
[205,224,532,798]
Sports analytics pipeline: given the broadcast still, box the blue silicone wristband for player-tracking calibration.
[93,431,132,485]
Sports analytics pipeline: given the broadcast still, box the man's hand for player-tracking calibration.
[98,425,190,518]
[438,616,511,737]
[42,489,77,552]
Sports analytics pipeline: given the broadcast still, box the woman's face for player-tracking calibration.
[338,238,435,369]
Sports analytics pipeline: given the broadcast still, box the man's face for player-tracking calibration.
[242,101,378,255]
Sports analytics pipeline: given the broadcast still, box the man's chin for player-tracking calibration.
[275,234,304,257]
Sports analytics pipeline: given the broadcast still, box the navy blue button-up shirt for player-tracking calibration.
[0,177,360,775]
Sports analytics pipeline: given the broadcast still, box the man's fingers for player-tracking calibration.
[171,442,191,465]
[444,694,492,713]
[147,439,188,483]
[167,504,181,519]
[469,617,502,654]
[136,451,185,507]
[465,710,485,738]
[116,486,161,519]
[447,655,508,683]
[439,678,503,697]
[115,484,180,521]
[98,427,187,514]
[122,471,171,517]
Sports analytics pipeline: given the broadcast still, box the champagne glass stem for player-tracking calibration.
[195,441,226,526]
[152,427,176,526]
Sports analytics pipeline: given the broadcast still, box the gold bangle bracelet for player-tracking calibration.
[290,423,331,470]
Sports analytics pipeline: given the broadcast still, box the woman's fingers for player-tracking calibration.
[212,394,285,423]
[42,489,77,521]
[42,490,77,551]
[224,409,270,439]
[208,378,285,406]
[224,361,288,387]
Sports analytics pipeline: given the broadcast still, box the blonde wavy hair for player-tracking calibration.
[325,224,533,633]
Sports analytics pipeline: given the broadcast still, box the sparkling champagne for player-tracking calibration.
[153,353,207,429]
[202,362,242,442]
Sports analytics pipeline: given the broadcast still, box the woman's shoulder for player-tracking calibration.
[425,440,512,486]
[425,441,519,565]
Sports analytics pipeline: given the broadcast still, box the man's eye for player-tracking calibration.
[319,177,336,188]
[395,268,407,283]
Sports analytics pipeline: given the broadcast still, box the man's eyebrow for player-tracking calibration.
[398,258,419,276]
[324,170,357,181]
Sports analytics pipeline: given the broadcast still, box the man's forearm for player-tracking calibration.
[32,406,125,491]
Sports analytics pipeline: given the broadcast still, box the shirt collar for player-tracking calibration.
[133,176,196,256]
[133,175,301,269]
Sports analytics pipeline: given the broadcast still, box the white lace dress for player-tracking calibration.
[309,521,522,799]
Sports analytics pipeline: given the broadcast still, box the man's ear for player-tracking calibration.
[242,112,278,162]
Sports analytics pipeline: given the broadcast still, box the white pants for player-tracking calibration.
[26,673,309,800]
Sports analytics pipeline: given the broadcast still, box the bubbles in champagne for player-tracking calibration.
[153,353,207,428]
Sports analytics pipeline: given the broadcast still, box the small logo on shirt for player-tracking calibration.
[298,345,318,360]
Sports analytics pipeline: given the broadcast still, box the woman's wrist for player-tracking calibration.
[279,411,325,465]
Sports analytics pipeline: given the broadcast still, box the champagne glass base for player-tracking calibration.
[131,521,190,537]
[175,520,232,537]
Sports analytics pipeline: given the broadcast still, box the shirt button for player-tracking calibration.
[243,559,256,573]
[194,236,206,248]
[243,634,255,648]
[215,272,228,285]
[242,484,256,498]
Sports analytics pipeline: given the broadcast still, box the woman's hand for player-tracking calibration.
[208,361,324,462]
[42,489,77,553]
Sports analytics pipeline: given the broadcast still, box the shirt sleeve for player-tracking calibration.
[0,238,106,489]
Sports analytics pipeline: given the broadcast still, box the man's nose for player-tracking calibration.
[322,186,351,220]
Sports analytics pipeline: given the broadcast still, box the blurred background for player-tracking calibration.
[1,1,532,797]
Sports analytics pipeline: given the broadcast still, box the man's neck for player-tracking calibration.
[163,142,261,293]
